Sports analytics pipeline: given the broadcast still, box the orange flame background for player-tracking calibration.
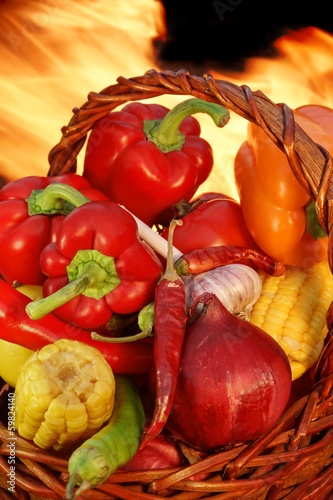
[1,0,333,198]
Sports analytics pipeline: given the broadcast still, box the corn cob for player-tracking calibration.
[15,338,116,450]
[249,260,333,380]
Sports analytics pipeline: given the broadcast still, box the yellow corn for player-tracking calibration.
[249,260,333,380]
[15,339,116,450]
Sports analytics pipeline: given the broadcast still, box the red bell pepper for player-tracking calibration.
[161,196,258,254]
[82,98,230,226]
[0,173,108,285]
[0,279,153,375]
[25,200,164,329]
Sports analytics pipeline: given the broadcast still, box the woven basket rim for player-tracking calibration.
[1,68,333,500]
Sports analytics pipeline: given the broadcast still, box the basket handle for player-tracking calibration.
[47,69,333,269]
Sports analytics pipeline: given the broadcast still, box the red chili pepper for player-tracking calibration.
[0,279,153,375]
[141,220,187,447]
[25,200,164,329]
[82,99,230,226]
[174,245,286,276]
[0,173,108,285]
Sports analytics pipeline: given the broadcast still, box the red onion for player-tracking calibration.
[166,292,292,451]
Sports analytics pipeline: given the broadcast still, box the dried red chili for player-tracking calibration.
[141,220,187,447]
[174,245,286,276]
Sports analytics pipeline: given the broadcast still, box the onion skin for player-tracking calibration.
[166,293,292,451]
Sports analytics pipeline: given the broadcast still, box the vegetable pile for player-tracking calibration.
[1,97,333,498]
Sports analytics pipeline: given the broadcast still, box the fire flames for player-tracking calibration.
[1,1,333,199]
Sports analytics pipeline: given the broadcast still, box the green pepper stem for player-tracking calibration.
[91,301,154,343]
[306,201,327,239]
[91,328,152,343]
[143,98,230,153]
[26,183,90,216]
[25,249,120,320]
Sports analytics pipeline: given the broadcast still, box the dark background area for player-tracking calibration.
[156,1,333,70]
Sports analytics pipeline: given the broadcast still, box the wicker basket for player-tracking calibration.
[1,69,333,500]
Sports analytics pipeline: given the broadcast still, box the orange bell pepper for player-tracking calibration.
[234,105,333,267]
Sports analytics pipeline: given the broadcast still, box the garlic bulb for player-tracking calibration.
[184,263,262,316]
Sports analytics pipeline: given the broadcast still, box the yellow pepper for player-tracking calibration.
[234,105,333,267]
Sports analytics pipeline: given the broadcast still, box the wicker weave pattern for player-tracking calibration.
[1,69,333,499]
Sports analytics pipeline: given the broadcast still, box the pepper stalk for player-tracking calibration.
[26,183,91,215]
[143,98,230,153]
[26,249,121,320]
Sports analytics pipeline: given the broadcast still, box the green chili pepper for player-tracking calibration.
[66,375,145,499]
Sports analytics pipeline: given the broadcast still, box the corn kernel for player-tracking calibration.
[290,361,305,380]
[282,336,301,352]
[260,322,281,341]
[289,350,308,363]
[277,338,292,355]
[300,332,316,349]
[300,342,314,357]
